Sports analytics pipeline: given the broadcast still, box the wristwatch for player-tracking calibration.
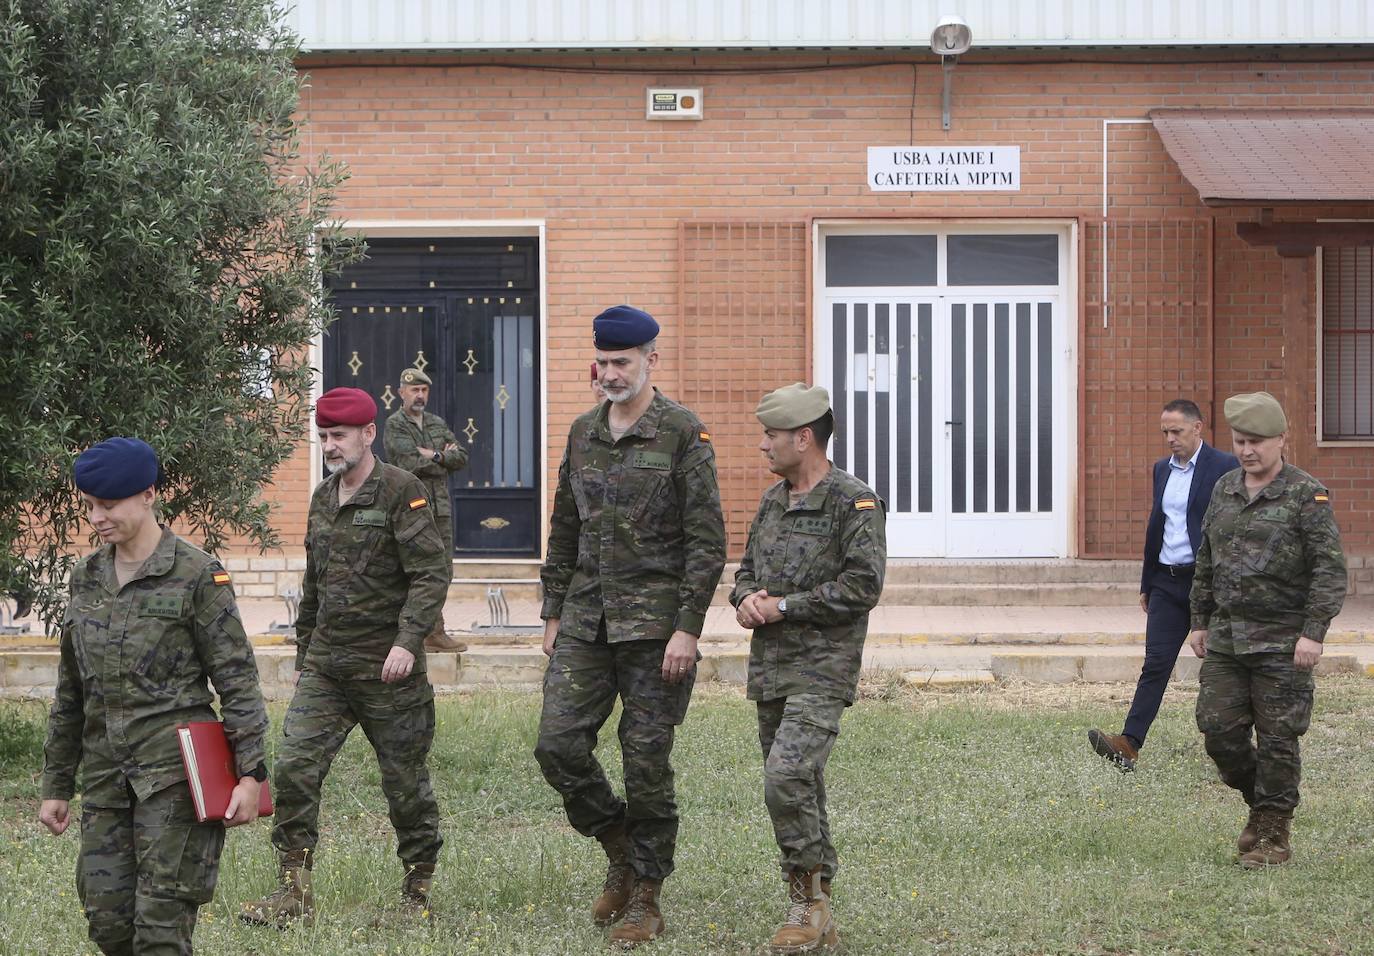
[431,450,442,463]
[777,597,788,616]
[245,762,268,782]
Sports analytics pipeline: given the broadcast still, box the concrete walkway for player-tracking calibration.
[4,597,1373,700]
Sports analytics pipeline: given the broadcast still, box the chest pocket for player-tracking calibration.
[132,590,195,685]
[571,466,606,523]
[784,516,836,586]
[624,451,676,523]
[349,510,401,575]
[1247,510,1302,578]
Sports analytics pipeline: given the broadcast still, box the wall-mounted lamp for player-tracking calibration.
[930,15,972,131]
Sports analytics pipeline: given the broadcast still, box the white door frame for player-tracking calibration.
[812,220,1079,559]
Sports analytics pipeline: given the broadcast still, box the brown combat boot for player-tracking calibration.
[608,878,665,949]
[240,849,314,928]
[769,866,838,954]
[1239,811,1292,868]
[1237,806,1262,854]
[399,862,437,920]
[593,825,635,926]
[423,613,467,652]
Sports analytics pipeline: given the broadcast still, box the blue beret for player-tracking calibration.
[593,305,660,351]
[73,437,160,500]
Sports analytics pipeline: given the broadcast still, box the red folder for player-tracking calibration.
[176,721,273,823]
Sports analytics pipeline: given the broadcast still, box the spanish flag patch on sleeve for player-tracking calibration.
[854,498,877,511]
[211,571,232,586]
[409,497,428,510]
[699,431,712,443]
[1314,493,1330,503]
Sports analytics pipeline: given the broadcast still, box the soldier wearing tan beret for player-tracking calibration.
[383,367,468,650]
[1188,391,1346,868]
[731,383,887,953]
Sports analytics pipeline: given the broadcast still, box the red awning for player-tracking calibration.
[1149,109,1374,206]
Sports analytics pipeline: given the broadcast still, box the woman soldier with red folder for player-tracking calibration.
[39,437,269,955]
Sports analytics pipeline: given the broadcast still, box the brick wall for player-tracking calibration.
[230,53,1374,567]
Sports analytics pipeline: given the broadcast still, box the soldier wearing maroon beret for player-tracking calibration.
[242,387,453,925]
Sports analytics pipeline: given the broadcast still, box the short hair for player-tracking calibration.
[637,338,658,356]
[1162,399,1202,422]
[799,410,834,449]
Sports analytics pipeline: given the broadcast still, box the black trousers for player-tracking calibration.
[1122,566,1193,747]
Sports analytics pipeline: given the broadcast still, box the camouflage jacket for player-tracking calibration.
[383,409,468,518]
[731,467,887,703]
[541,391,726,642]
[42,529,269,807]
[1191,463,1347,654]
[295,460,450,677]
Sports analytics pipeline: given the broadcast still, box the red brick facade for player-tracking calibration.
[239,53,1374,567]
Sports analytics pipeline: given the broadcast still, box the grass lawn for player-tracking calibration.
[1,677,1372,955]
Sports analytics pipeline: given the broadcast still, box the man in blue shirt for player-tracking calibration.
[1089,400,1239,771]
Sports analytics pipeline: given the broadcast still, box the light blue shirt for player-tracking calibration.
[1158,445,1202,566]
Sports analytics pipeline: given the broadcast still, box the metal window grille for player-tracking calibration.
[1320,247,1374,441]
[1081,217,1214,558]
[678,221,808,557]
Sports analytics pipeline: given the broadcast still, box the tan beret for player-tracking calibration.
[1224,391,1287,437]
[399,367,432,387]
[756,383,831,430]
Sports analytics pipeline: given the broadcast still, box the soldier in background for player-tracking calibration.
[534,305,726,949]
[1189,391,1346,867]
[241,387,451,925]
[731,384,886,954]
[41,437,269,955]
[383,366,467,651]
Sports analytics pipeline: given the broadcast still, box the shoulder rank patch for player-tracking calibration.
[409,497,428,510]
[699,431,711,443]
[1314,493,1330,503]
[854,497,877,511]
[211,570,232,586]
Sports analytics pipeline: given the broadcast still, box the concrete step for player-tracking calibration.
[716,559,1140,587]
[989,652,1362,684]
[711,580,1139,607]
[447,579,541,602]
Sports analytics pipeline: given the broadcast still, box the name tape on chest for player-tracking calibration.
[353,509,388,527]
[408,497,428,510]
[142,594,185,618]
[792,515,834,536]
[211,571,232,586]
[631,450,673,471]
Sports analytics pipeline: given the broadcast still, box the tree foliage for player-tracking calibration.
[0,0,358,624]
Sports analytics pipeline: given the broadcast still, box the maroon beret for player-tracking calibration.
[315,387,377,427]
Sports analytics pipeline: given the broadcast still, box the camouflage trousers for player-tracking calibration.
[534,633,695,881]
[757,694,847,882]
[271,668,443,866]
[1196,647,1314,812]
[77,783,225,956]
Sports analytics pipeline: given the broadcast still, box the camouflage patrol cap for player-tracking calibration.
[756,383,831,429]
[399,367,432,387]
[1224,391,1287,437]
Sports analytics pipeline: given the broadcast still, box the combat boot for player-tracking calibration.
[1239,811,1292,868]
[769,866,838,954]
[240,849,314,928]
[1237,806,1262,854]
[399,862,437,920]
[423,615,467,652]
[593,824,635,926]
[608,878,665,949]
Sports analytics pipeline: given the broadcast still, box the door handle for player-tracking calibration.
[945,420,963,426]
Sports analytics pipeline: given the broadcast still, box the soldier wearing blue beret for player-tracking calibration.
[536,304,726,947]
[41,438,269,955]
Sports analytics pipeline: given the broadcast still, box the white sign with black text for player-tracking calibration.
[868,145,1021,191]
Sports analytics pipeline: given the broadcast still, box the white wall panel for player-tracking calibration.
[280,0,1374,51]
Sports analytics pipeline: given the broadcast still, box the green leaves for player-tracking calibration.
[0,0,361,624]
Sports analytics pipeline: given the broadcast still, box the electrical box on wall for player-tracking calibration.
[646,88,703,121]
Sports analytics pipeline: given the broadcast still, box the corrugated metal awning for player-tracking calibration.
[1150,109,1374,206]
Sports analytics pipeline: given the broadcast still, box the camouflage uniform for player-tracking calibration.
[271,460,450,868]
[1191,463,1347,812]
[42,529,269,955]
[731,468,886,882]
[383,408,467,559]
[535,391,726,880]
